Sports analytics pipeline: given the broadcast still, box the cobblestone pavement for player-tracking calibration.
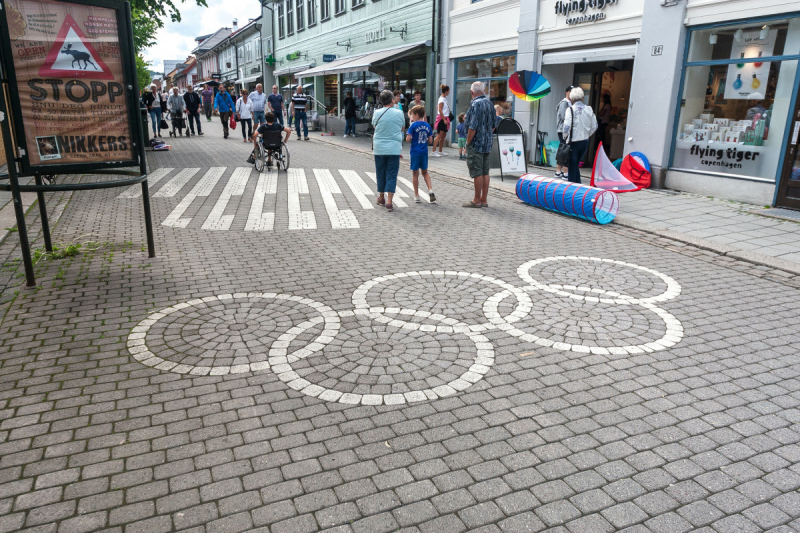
[1,118,800,533]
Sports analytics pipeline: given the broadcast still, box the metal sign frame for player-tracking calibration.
[0,0,154,288]
[0,0,143,176]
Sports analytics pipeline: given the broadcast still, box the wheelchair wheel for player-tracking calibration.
[278,142,290,170]
[254,144,266,172]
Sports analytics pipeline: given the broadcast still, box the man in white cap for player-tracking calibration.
[183,84,204,136]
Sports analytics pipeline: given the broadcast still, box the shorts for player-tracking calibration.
[466,146,491,178]
[410,153,428,171]
[436,118,449,133]
[458,137,467,149]
[253,111,266,124]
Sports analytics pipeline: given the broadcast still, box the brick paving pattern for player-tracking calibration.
[0,119,799,533]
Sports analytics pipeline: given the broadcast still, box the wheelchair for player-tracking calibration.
[254,130,290,172]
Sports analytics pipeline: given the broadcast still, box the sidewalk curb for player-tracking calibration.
[315,135,800,277]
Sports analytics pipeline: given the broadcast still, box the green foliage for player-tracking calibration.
[136,54,152,92]
[131,8,158,53]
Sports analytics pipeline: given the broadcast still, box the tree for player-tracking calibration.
[131,8,158,53]
[136,54,151,92]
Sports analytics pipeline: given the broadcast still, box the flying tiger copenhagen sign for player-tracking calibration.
[1,0,134,167]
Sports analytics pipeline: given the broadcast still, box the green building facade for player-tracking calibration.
[271,0,435,129]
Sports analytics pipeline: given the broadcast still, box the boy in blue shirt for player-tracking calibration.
[456,113,468,160]
[405,105,436,203]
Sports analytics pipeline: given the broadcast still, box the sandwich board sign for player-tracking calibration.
[0,0,141,173]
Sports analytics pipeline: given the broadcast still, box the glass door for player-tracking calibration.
[776,100,800,209]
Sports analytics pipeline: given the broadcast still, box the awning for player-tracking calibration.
[542,44,637,66]
[274,62,315,76]
[294,41,429,78]
[235,75,260,85]
[281,83,314,90]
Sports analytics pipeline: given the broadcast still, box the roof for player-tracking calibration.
[207,16,262,53]
[192,27,233,55]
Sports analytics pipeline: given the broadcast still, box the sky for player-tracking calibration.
[143,0,262,74]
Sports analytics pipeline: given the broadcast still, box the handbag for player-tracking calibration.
[556,108,573,167]
[229,114,237,130]
[448,111,455,122]
[159,118,168,130]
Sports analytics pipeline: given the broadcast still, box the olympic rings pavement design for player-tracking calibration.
[128,257,684,405]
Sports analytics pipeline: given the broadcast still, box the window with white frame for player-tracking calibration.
[245,42,252,63]
[335,0,345,16]
[286,0,294,35]
[254,37,261,59]
[320,0,330,20]
[352,0,363,8]
[296,0,304,30]
[308,0,317,26]
[277,3,285,39]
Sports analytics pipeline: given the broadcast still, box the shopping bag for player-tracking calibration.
[229,115,237,130]
[160,119,168,130]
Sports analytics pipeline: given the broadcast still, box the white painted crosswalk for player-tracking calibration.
[119,166,434,232]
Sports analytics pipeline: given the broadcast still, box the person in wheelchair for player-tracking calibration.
[247,112,291,168]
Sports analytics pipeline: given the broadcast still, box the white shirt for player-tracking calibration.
[236,97,253,120]
[438,95,450,117]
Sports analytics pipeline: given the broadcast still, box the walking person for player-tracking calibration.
[201,85,214,121]
[167,87,186,136]
[462,81,495,208]
[372,90,405,212]
[555,85,572,179]
[290,85,309,141]
[596,93,611,154]
[268,85,285,126]
[183,84,203,136]
[214,86,235,139]
[406,105,436,203]
[236,89,253,142]
[142,84,162,138]
[562,87,598,184]
[250,84,267,131]
[342,91,357,137]
[432,85,451,157]
[456,113,467,160]
[409,90,425,114]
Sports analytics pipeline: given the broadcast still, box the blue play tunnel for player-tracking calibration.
[515,175,619,225]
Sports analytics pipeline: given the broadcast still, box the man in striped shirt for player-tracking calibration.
[289,86,310,141]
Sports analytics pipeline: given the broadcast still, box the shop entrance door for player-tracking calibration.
[776,101,800,209]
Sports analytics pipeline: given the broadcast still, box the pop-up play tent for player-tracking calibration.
[591,142,651,192]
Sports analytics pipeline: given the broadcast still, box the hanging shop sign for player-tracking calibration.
[286,51,304,60]
[554,0,619,26]
[724,30,776,100]
[323,54,336,62]
[365,21,386,44]
[211,72,222,79]
[0,0,138,171]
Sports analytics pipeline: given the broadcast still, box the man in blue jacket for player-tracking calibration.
[214,86,236,139]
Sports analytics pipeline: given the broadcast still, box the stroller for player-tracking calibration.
[169,110,187,137]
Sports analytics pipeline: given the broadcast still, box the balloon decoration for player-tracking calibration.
[508,70,551,101]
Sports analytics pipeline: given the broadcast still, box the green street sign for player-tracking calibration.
[286,51,302,61]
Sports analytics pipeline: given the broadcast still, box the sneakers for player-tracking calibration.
[415,196,421,203]
[198,132,204,136]
[342,134,348,138]
[431,152,440,158]
[438,151,448,156]
[224,133,228,139]
[555,171,566,179]
[429,192,436,203]
[246,155,255,164]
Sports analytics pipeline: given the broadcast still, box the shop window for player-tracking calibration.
[671,17,800,181]
[335,0,345,16]
[286,0,294,35]
[296,0,304,31]
[308,0,317,26]
[277,4,285,39]
[454,54,516,138]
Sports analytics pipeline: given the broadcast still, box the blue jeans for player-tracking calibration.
[345,117,356,136]
[288,111,293,127]
[374,155,399,194]
[272,109,284,126]
[149,108,162,135]
[568,139,589,184]
[253,111,265,125]
[187,110,201,133]
[295,111,308,138]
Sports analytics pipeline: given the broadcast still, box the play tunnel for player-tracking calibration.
[515,175,619,225]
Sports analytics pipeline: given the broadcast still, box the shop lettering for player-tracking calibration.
[56,135,128,153]
[689,144,760,165]
[555,0,617,25]
[27,79,124,103]
[365,21,386,44]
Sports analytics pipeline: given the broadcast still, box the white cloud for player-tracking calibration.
[143,0,262,73]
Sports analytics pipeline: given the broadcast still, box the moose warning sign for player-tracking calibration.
[1,0,134,167]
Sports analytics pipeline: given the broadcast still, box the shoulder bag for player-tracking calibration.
[556,107,573,167]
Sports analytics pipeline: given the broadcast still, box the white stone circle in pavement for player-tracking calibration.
[128,257,684,404]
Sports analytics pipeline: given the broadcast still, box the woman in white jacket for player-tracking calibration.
[562,87,598,184]
[236,89,254,142]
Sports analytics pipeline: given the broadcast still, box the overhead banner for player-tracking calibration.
[2,0,134,166]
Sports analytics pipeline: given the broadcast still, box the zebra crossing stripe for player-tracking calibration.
[313,169,359,229]
[338,170,375,210]
[397,176,430,203]
[202,167,251,230]
[245,170,277,231]
[153,168,201,197]
[116,167,173,199]
[288,169,317,230]
[162,167,226,228]
[364,172,408,208]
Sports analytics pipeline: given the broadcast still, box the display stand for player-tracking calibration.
[495,118,528,182]
[0,0,154,288]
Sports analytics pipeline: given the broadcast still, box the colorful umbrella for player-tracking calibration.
[508,70,551,101]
